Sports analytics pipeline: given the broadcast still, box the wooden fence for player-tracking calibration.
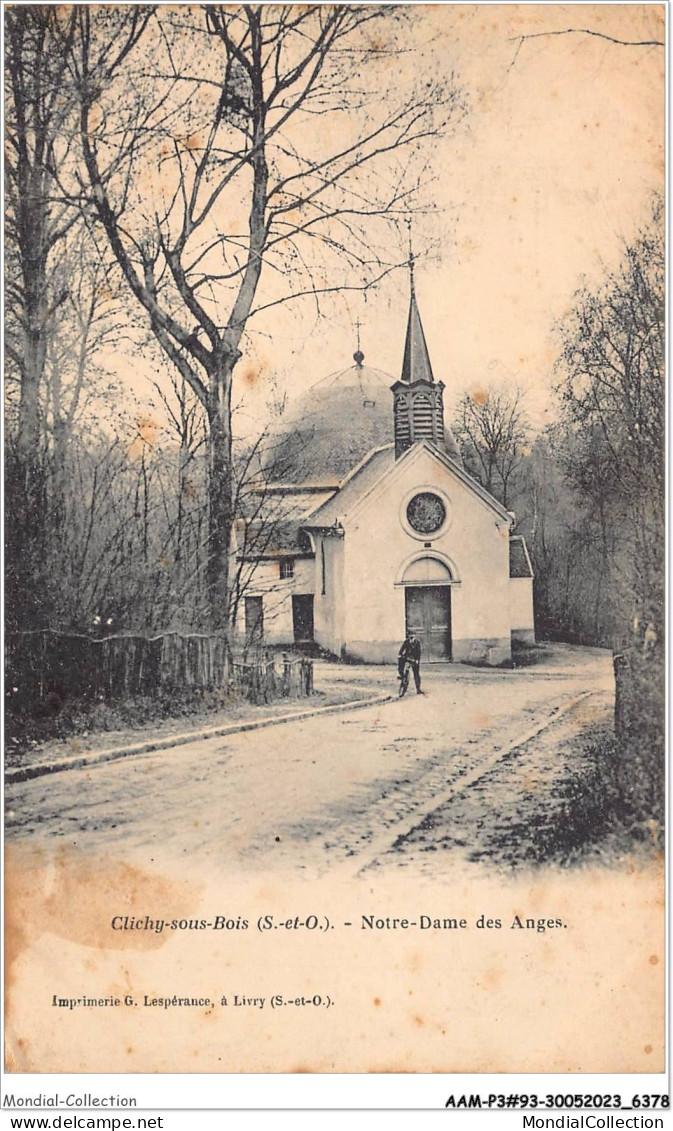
[234,655,313,704]
[6,629,313,710]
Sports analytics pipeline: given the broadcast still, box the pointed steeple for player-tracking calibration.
[401,260,435,385]
[391,265,463,466]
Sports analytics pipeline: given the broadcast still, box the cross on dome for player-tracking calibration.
[353,319,364,367]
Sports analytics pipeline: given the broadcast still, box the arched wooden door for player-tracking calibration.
[404,585,452,661]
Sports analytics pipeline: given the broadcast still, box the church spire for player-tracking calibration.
[392,266,444,457]
[391,265,464,465]
[401,260,435,385]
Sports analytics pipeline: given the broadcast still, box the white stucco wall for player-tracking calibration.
[235,448,524,665]
[312,535,345,656]
[509,577,535,643]
[339,447,513,664]
[233,558,315,645]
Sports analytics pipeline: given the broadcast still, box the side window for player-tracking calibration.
[279,559,294,580]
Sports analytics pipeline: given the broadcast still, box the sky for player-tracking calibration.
[103,3,664,439]
[227,3,664,433]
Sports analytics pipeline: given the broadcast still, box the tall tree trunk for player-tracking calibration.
[17,167,49,493]
[206,368,234,630]
[8,173,50,630]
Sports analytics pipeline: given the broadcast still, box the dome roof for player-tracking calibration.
[268,359,395,484]
[266,341,462,483]
[306,358,393,394]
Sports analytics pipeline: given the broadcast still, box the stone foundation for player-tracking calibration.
[343,640,401,664]
[343,636,511,667]
[452,637,511,666]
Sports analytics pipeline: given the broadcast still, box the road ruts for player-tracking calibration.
[361,690,614,874]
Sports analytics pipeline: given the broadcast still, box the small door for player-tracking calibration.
[405,585,451,661]
[244,595,264,644]
[292,594,314,643]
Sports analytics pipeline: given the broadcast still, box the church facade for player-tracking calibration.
[234,279,534,666]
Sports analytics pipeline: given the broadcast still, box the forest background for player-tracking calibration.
[4,4,665,831]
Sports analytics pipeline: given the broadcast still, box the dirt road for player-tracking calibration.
[5,644,613,877]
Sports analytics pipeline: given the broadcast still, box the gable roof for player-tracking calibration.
[420,443,512,521]
[236,518,313,560]
[303,440,512,529]
[303,446,395,527]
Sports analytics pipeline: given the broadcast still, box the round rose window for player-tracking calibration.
[406,492,446,535]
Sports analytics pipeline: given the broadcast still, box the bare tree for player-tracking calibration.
[69,4,465,628]
[504,19,663,78]
[452,384,531,509]
[5,5,153,631]
[146,364,209,619]
[5,6,78,629]
[556,200,664,636]
[5,6,80,476]
[554,200,664,823]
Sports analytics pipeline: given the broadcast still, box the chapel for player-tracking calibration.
[234,275,534,665]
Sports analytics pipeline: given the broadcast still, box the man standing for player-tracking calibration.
[398,632,422,694]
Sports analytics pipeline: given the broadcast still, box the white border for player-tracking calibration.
[1,0,669,1120]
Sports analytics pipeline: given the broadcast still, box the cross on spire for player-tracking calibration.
[406,216,415,296]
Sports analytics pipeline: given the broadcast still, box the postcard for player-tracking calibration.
[4,2,665,1087]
